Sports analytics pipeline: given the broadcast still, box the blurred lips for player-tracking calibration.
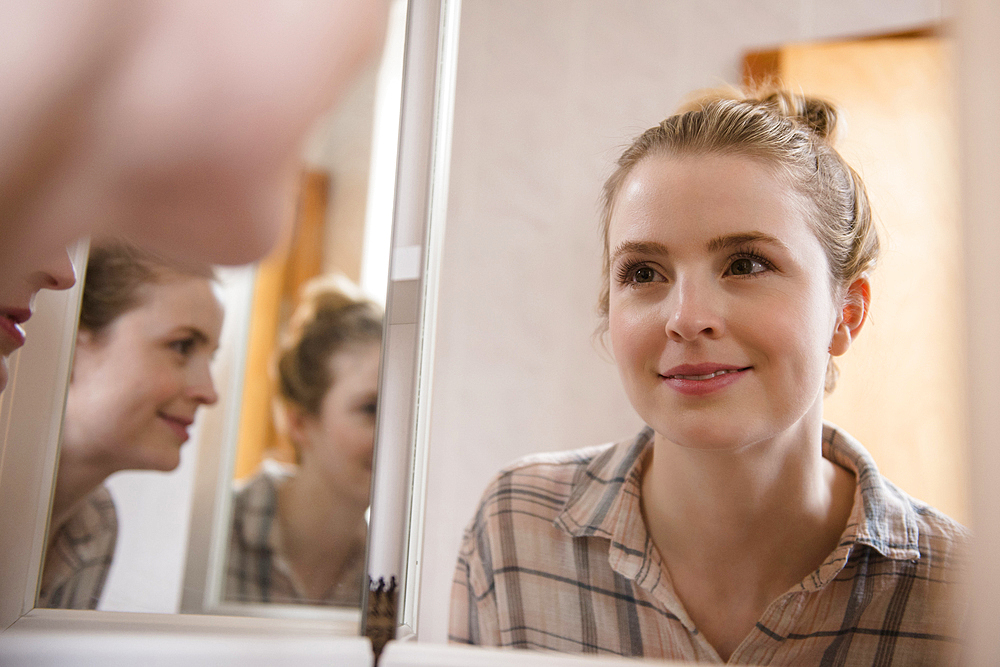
[0,308,31,353]
[158,412,194,442]
[660,363,751,396]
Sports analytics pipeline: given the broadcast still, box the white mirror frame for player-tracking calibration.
[362,0,461,638]
[0,240,88,630]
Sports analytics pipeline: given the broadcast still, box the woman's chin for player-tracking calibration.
[132,450,183,474]
[657,425,758,453]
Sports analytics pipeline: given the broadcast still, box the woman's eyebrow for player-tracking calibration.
[172,326,212,346]
[609,240,670,264]
[706,232,789,252]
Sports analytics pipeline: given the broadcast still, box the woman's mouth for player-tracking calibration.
[158,413,194,442]
[664,368,745,381]
[0,309,30,353]
[660,364,751,396]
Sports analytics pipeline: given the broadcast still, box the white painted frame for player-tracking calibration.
[362,0,461,638]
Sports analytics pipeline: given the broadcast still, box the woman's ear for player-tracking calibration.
[70,328,98,383]
[75,327,95,350]
[283,403,315,453]
[830,275,871,357]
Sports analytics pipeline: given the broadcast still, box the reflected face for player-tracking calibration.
[0,248,76,392]
[300,343,380,508]
[63,276,223,473]
[607,154,842,451]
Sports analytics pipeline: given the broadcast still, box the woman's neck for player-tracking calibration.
[49,440,119,539]
[276,466,367,599]
[640,417,856,660]
[644,421,854,565]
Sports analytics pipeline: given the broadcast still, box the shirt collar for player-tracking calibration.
[553,427,653,541]
[820,423,921,561]
[554,423,922,584]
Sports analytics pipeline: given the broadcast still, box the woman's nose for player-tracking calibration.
[665,277,724,341]
[36,248,77,292]
[190,361,219,406]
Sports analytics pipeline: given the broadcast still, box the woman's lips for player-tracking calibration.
[0,309,30,353]
[660,363,751,396]
[158,413,194,442]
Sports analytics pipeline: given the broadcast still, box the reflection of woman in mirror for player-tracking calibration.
[38,240,223,609]
[451,89,969,663]
[225,275,381,606]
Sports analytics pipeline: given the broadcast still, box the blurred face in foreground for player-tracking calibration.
[0,0,387,310]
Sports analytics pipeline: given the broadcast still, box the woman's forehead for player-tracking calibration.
[608,153,813,246]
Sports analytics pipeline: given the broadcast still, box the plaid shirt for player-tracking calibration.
[224,461,365,607]
[38,484,117,609]
[450,424,969,665]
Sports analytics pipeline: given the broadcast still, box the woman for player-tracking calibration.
[450,90,968,664]
[225,274,382,607]
[0,246,76,393]
[39,240,222,609]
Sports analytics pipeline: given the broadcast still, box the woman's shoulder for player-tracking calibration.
[233,460,295,503]
[824,423,971,560]
[882,475,972,551]
[463,435,644,540]
[472,441,620,505]
[494,441,617,480]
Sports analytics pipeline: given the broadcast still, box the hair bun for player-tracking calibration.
[286,273,369,338]
[799,96,838,141]
[761,90,839,142]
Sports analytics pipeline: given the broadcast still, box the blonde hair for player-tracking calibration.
[597,88,880,391]
[275,274,383,416]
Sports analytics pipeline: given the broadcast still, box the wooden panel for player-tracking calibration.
[233,170,330,480]
[745,37,968,522]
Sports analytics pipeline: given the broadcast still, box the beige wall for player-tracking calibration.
[417,0,948,642]
[957,0,1000,662]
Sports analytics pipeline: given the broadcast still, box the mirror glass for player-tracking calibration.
[35,0,408,620]
[412,0,964,650]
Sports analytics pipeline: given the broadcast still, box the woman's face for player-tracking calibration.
[63,275,223,473]
[607,153,862,451]
[298,343,380,508]
[0,248,76,392]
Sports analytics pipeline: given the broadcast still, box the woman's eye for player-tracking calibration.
[633,267,657,283]
[623,265,663,284]
[355,401,378,421]
[169,338,197,356]
[728,257,768,276]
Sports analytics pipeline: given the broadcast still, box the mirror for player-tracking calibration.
[34,0,408,622]
[16,0,967,660]
[407,0,963,653]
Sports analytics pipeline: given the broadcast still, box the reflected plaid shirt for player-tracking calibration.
[450,425,969,665]
[224,461,365,607]
[38,484,117,610]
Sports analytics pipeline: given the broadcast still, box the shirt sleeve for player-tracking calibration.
[448,501,501,646]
